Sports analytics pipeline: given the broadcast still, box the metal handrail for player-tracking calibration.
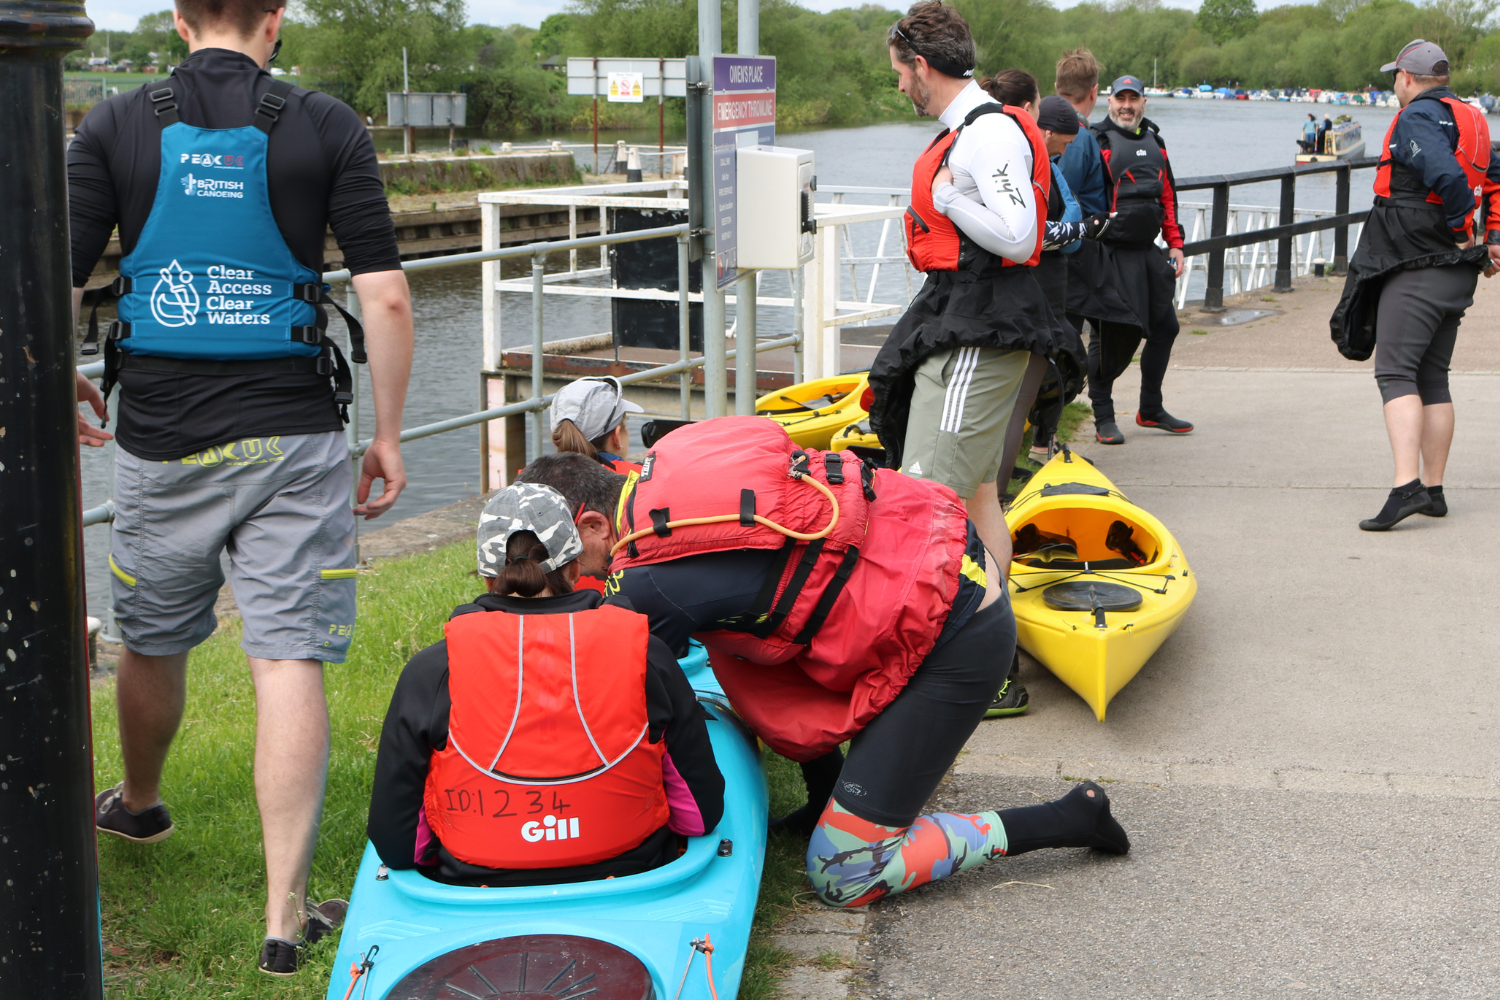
[75,221,793,528]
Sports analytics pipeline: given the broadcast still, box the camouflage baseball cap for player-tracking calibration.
[476,482,584,577]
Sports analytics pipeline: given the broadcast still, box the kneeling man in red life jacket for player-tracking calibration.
[517,418,1130,907]
[366,482,724,886]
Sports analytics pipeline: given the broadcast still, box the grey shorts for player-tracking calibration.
[900,346,1033,498]
[109,432,357,662]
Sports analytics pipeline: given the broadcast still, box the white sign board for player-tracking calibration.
[608,71,644,102]
[567,58,687,98]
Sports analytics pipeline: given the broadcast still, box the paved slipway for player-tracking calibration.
[854,274,1500,999]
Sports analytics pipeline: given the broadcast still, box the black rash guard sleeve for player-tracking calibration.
[607,549,780,658]
[645,634,725,834]
[367,639,451,870]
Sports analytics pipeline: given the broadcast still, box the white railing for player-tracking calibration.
[1173,201,1359,309]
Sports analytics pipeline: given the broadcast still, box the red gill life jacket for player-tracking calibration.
[1374,96,1492,239]
[423,605,669,869]
[610,416,971,760]
[904,103,1051,273]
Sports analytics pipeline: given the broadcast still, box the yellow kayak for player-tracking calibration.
[828,419,881,454]
[1005,446,1196,721]
[755,374,870,450]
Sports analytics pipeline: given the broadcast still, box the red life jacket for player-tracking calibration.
[611,416,970,760]
[601,456,644,475]
[1374,96,1492,238]
[423,606,669,869]
[904,103,1050,273]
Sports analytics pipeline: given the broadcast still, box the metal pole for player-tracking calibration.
[0,2,105,997]
[792,266,805,384]
[1204,182,1229,311]
[678,234,692,420]
[659,57,665,179]
[592,57,599,175]
[402,47,412,156]
[735,272,757,413]
[738,0,758,56]
[1333,163,1351,275]
[344,286,363,562]
[531,252,546,461]
[1275,173,1296,293]
[698,0,727,418]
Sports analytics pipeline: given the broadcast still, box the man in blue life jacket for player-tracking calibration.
[1331,40,1500,531]
[68,0,413,977]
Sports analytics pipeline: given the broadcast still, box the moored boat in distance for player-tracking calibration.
[1297,117,1363,163]
[1005,447,1196,722]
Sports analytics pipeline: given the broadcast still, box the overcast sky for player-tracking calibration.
[92,0,1215,34]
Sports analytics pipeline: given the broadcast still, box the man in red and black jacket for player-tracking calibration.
[1331,40,1500,530]
[1083,74,1192,445]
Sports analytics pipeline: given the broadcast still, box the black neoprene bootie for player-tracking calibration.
[770,748,845,838]
[1421,484,1447,517]
[1359,479,1432,531]
[1095,418,1125,445]
[997,781,1130,855]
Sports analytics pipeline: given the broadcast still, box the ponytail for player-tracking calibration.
[552,419,599,461]
[491,530,576,597]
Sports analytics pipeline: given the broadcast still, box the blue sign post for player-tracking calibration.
[710,54,775,290]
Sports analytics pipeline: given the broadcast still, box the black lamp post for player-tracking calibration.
[0,2,103,998]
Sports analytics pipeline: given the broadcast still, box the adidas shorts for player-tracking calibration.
[108,431,357,662]
[900,346,1032,499]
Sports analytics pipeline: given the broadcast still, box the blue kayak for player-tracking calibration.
[326,643,768,1000]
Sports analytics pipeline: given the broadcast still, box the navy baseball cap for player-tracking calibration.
[1380,39,1449,75]
[1110,75,1146,96]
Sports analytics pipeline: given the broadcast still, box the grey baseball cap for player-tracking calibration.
[1110,75,1147,97]
[1381,39,1449,75]
[475,482,583,577]
[550,376,644,442]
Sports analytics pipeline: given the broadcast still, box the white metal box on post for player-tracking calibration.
[734,146,815,270]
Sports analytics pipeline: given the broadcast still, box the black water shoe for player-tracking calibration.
[95,782,174,844]
[258,938,302,978]
[1359,480,1432,531]
[985,651,1030,718]
[998,781,1131,855]
[1136,410,1194,434]
[1421,484,1447,517]
[1095,419,1125,445]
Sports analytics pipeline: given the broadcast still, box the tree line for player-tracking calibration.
[69,0,1500,133]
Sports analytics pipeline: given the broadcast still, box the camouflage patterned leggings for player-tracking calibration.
[806,800,1008,907]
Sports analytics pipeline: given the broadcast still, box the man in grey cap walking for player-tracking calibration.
[1332,39,1500,530]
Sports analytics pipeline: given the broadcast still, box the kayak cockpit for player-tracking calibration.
[1010,505,1163,572]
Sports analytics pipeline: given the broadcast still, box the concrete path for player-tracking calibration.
[860,275,1500,998]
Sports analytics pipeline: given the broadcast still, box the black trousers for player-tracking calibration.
[1086,246,1181,421]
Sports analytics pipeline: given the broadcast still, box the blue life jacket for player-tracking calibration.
[81,79,364,417]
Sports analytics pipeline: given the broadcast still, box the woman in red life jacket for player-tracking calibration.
[551,376,644,476]
[366,481,724,886]
[518,426,1131,909]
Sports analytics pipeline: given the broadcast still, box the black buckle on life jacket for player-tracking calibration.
[253,80,295,135]
[649,508,672,538]
[792,544,861,645]
[823,452,844,485]
[789,450,811,479]
[108,320,130,341]
[739,489,756,527]
[295,283,322,303]
[149,86,179,126]
[292,326,326,346]
[860,460,877,502]
[111,274,132,296]
[316,355,334,376]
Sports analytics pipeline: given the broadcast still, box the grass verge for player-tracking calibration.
[93,540,812,998]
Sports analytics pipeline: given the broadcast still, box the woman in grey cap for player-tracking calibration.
[551,376,644,473]
[365,481,724,886]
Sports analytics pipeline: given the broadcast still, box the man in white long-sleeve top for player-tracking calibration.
[869,0,1070,718]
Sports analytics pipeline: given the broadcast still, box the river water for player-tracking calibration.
[77,96,1398,619]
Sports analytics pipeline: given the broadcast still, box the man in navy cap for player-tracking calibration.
[1332,40,1500,530]
[1079,74,1191,445]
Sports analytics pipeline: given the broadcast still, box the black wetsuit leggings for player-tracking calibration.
[829,597,1014,827]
